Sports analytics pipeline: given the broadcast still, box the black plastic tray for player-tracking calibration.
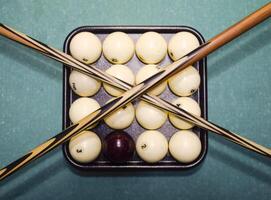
[62,26,208,170]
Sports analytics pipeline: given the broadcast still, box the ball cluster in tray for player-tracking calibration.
[66,30,204,166]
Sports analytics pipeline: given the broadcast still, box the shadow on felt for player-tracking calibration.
[0,36,62,82]
[0,148,66,199]
[208,21,271,80]
[208,133,271,185]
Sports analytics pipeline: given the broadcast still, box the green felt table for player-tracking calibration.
[0,0,270,199]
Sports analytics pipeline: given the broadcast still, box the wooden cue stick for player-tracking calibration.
[0,23,270,158]
[0,2,270,181]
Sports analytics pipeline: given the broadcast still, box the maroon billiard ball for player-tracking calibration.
[103,131,135,163]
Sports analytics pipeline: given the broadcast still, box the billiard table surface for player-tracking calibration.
[0,0,270,199]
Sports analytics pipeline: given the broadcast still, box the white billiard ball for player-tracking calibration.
[69,32,102,64]
[136,130,168,163]
[169,130,202,163]
[104,101,135,129]
[136,101,167,130]
[69,70,101,97]
[169,97,201,129]
[69,97,100,127]
[69,131,102,163]
[168,66,200,96]
[103,32,134,64]
[103,65,135,96]
[136,32,167,64]
[168,31,200,61]
[136,65,167,96]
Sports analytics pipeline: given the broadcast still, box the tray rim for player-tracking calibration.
[62,25,208,170]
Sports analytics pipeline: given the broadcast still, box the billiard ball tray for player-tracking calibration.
[62,26,208,169]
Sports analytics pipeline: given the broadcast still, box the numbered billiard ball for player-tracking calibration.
[136,32,167,64]
[104,101,135,129]
[69,97,100,127]
[136,101,167,130]
[103,131,135,163]
[168,66,200,96]
[169,97,201,129]
[168,31,200,61]
[136,130,168,163]
[103,64,135,96]
[69,70,101,97]
[103,32,135,64]
[169,130,202,163]
[69,131,102,163]
[135,64,167,96]
[69,32,102,64]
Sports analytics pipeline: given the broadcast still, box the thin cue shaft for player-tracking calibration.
[0,23,270,157]
[0,24,127,90]
[150,97,271,156]
[0,42,189,181]
[0,2,270,181]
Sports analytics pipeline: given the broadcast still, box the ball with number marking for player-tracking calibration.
[169,97,201,129]
[69,131,102,163]
[168,31,200,61]
[136,64,167,96]
[103,32,135,64]
[104,101,135,130]
[136,130,168,163]
[168,66,200,96]
[69,70,101,97]
[69,32,102,64]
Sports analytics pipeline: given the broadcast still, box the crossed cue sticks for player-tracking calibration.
[0,2,270,181]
